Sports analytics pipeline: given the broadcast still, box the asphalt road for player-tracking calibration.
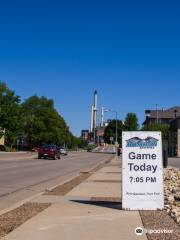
[0,152,114,212]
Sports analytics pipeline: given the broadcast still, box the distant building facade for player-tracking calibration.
[95,127,105,145]
[143,106,180,126]
[143,106,180,157]
[81,128,105,145]
[169,117,180,157]
[81,130,89,141]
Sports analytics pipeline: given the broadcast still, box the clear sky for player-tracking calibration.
[0,0,180,136]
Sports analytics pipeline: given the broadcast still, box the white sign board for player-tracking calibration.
[110,137,114,141]
[122,131,164,210]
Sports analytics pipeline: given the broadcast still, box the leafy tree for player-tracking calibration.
[124,113,139,131]
[21,95,70,148]
[141,123,169,141]
[103,119,124,146]
[65,133,77,149]
[0,82,95,150]
[0,81,22,148]
[77,138,88,148]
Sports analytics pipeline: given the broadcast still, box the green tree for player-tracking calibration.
[124,113,139,131]
[0,82,84,150]
[142,123,169,141]
[103,119,124,146]
[0,81,22,149]
[21,95,70,148]
[77,138,88,149]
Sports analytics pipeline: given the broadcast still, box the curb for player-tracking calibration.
[0,192,43,216]
[0,155,37,161]
[0,155,115,216]
[43,155,114,193]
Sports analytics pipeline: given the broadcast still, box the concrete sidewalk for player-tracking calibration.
[0,152,37,161]
[5,157,147,240]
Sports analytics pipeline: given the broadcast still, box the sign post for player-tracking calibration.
[110,136,114,145]
[122,131,164,210]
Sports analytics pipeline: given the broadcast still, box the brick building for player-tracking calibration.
[81,130,89,141]
[169,117,180,157]
[143,106,180,126]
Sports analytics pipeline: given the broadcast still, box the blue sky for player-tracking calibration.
[0,0,180,136]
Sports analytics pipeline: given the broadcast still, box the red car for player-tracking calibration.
[38,145,60,160]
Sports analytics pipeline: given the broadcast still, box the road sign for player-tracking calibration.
[122,131,164,210]
[110,137,114,141]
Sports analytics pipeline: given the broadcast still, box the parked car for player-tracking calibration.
[59,147,68,155]
[38,145,61,160]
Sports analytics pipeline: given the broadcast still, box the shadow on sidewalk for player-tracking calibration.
[70,199,122,210]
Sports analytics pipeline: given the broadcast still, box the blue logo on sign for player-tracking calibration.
[126,137,158,149]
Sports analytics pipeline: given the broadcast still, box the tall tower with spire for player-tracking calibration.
[90,90,98,142]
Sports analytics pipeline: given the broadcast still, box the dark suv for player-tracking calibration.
[38,145,61,160]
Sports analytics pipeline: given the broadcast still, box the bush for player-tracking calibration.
[0,145,6,151]
[87,144,97,152]
[0,145,12,152]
